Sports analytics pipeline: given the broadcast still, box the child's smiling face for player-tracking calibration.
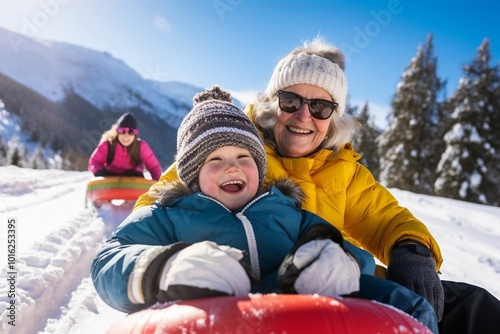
[198,146,260,210]
[117,132,135,147]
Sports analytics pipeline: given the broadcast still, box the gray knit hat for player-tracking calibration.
[176,86,267,192]
[266,51,348,116]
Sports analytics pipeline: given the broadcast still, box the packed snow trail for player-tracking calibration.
[2,209,103,334]
[0,167,130,334]
[41,203,133,334]
[1,201,132,334]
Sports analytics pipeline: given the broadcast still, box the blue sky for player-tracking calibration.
[0,0,499,127]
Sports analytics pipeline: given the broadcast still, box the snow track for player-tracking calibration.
[0,202,133,334]
[0,167,132,333]
[1,209,105,334]
[0,168,91,214]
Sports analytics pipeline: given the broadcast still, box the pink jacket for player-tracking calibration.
[88,140,162,180]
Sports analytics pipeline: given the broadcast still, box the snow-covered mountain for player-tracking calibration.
[0,25,246,169]
[0,100,59,168]
[0,25,202,128]
[0,25,250,169]
[0,165,499,333]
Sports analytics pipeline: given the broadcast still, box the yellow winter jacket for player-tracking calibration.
[134,108,443,269]
[264,142,442,269]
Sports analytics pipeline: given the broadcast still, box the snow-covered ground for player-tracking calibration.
[0,165,499,333]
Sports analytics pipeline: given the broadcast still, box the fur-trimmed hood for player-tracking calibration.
[150,178,305,208]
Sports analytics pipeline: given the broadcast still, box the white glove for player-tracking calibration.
[158,241,251,301]
[281,239,360,296]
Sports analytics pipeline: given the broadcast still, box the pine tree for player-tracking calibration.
[29,144,48,169]
[0,137,7,166]
[378,34,444,194]
[351,101,382,179]
[435,39,500,205]
[10,147,22,167]
[0,100,5,166]
[22,146,29,167]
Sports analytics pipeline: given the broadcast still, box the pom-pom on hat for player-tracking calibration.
[266,52,348,116]
[116,112,138,129]
[176,85,267,192]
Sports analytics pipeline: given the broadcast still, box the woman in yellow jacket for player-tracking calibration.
[135,38,500,334]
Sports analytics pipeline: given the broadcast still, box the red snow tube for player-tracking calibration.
[86,176,155,202]
[106,295,431,334]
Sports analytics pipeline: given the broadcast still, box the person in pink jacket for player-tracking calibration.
[88,113,162,180]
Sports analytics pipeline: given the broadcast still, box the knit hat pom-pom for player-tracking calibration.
[193,85,232,106]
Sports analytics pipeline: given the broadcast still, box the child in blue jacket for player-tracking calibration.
[91,86,360,313]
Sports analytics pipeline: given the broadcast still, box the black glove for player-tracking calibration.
[387,243,444,321]
[94,169,114,177]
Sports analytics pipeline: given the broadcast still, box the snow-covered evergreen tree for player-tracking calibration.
[351,101,382,179]
[6,136,29,167]
[434,39,500,205]
[0,137,7,166]
[378,34,444,194]
[0,100,6,166]
[29,144,49,169]
[9,147,22,166]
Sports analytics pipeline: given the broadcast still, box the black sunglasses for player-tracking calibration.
[277,90,338,120]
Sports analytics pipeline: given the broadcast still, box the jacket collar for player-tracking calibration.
[153,178,305,208]
[265,142,361,176]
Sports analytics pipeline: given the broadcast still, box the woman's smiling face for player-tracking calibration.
[274,84,333,158]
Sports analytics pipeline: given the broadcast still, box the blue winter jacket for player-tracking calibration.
[91,180,338,313]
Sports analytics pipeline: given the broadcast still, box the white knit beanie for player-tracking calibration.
[266,52,348,116]
[176,86,267,192]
